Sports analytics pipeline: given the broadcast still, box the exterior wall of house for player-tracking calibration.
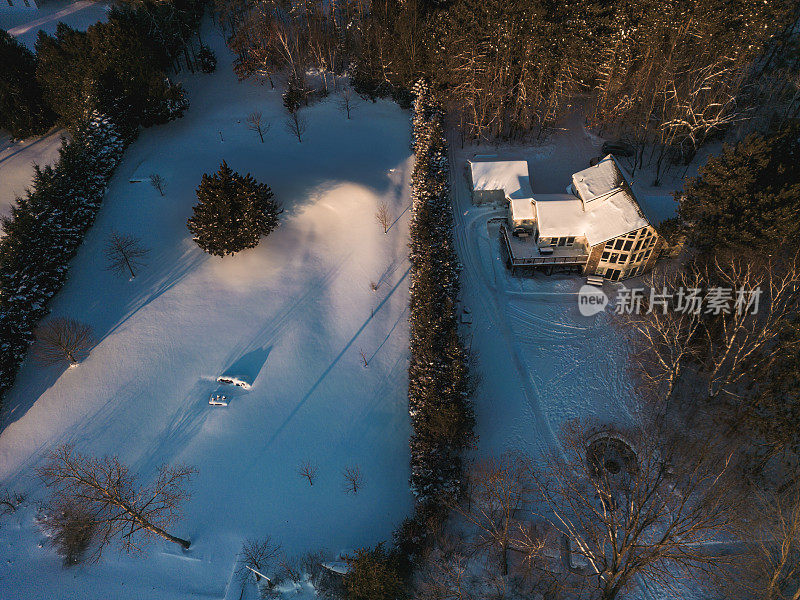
[591,226,661,281]
[643,237,666,272]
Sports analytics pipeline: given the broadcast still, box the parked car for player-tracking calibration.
[601,141,635,157]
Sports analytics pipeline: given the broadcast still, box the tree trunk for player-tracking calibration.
[140,518,191,549]
[123,253,135,279]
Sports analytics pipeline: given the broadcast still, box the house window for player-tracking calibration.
[565,236,575,246]
[601,251,610,261]
[609,253,619,264]
[557,237,567,246]
[614,239,625,250]
[623,240,633,252]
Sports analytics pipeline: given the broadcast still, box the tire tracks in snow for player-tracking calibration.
[446,130,562,460]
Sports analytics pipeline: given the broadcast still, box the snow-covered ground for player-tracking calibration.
[1,0,111,49]
[447,116,682,460]
[0,28,413,599]
[0,130,65,221]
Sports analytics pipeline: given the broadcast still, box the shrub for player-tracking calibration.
[344,544,406,600]
[198,44,218,73]
[40,497,96,565]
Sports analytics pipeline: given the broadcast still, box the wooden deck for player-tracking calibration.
[500,225,589,268]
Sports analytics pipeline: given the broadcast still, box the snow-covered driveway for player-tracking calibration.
[447,128,637,460]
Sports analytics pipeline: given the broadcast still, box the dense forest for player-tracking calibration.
[216,0,799,176]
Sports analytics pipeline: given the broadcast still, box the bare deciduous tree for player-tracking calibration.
[285,112,307,143]
[37,445,195,559]
[247,111,271,143]
[455,453,532,576]
[375,202,391,234]
[237,536,281,588]
[359,348,368,368]
[33,318,93,367]
[342,466,363,494]
[415,529,475,600]
[726,480,800,600]
[0,487,25,516]
[622,252,800,405]
[528,420,738,600]
[298,459,317,486]
[337,87,357,119]
[40,496,97,565]
[149,173,166,196]
[279,554,303,585]
[105,232,150,279]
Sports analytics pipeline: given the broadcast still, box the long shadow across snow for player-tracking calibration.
[256,265,410,456]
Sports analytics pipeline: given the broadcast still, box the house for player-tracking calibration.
[468,155,665,281]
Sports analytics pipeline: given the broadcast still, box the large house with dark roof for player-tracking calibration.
[468,155,666,281]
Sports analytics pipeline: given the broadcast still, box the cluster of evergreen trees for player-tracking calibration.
[0,0,211,411]
[0,32,55,139]
[0,113,124,407]
[396,82,474,559]
[1,0,209,140]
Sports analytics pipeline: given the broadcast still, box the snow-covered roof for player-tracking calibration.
[469,159,532,200]
[571,155,628,204]
[510,197,535,221]
[534,192,649,246]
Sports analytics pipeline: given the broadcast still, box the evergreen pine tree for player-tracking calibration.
[680,122,800,255]
[0,30,55,138]
[188,162,280,257]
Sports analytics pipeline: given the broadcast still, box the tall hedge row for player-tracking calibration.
[395,81,475,562]
[0,113,125,406]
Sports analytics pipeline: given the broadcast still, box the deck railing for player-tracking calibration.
[500,226,589,266]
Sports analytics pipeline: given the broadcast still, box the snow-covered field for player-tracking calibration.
[0,0,111,49]
[0,29,413,599]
